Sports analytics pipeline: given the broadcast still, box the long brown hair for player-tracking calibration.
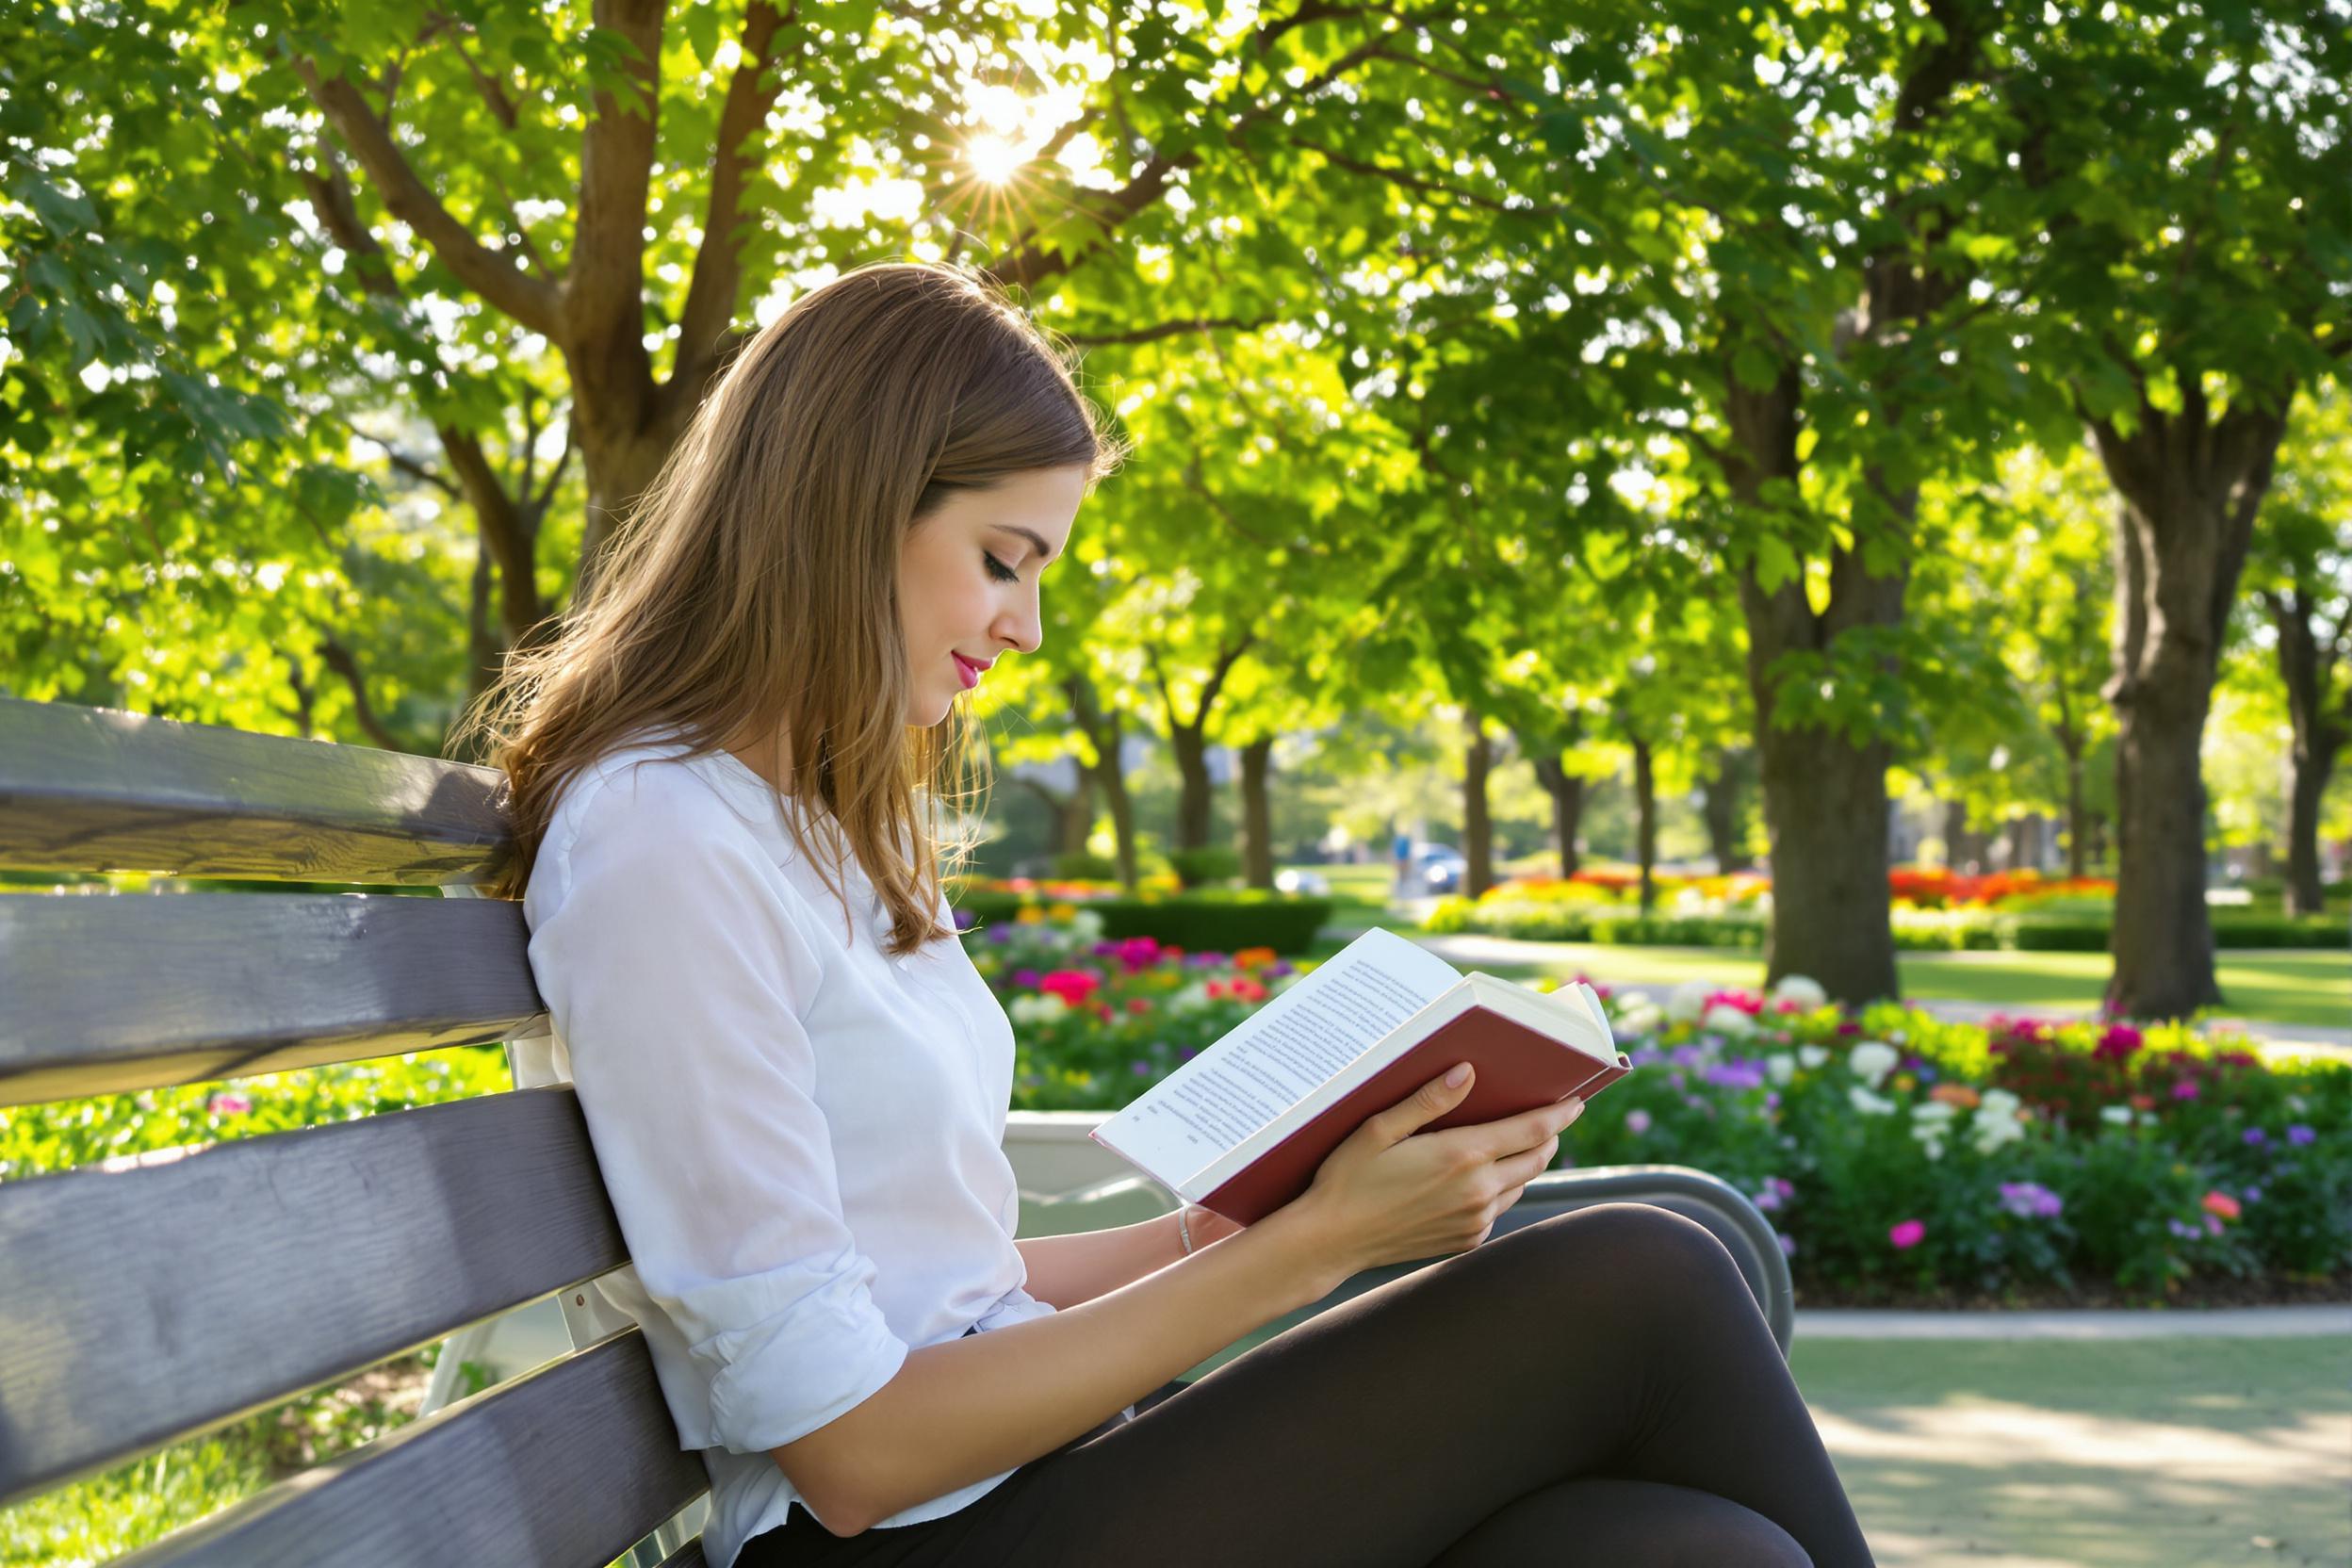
[453,260,1124,956]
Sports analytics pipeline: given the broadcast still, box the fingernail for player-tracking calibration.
[1446,1063,1470,1086]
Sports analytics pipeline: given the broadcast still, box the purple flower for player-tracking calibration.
[2167,1218,2200,1240]
[2287,1124,2316,1146]
[1013,968,1041,988]
[1703,1060,1769,1092]
[1625,1109,1653,1135]
[1764,1090,1781,1110]
[1264,960,1294,978]
[2245,1184,2263,1202]
[2204,1213,2224,1236]
[1777,1232,1798,1258]
[987,925,1012,943]
[954,909,977,931]
[1179,1047,1199,1060]
[1753,1184,1781,1212]
[1131,1060,1152,1075]
[1999,1181,2064,1220]
[1670,1044,1708,1069]
[2243,1127,2269,1146]
[2170,1079,2200,1101]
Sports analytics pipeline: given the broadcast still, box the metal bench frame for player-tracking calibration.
[0,697,1791,1565]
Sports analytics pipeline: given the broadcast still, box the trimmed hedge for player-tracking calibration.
[951,889,1334,955]
[1430,897,2348,954]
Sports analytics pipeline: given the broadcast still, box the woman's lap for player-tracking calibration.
[751,1202,1869,1567]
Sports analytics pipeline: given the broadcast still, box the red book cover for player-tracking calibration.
[1195,994,1632,1226]
[1088,929,1632,1229]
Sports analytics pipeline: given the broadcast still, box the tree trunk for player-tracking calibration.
[1632,736,1658,915]
[2092,388,2290,1019]
[1168,726,1214,852]
[1066,675,1138,890]
[1701,749,1754,873]
[1462,710,1494,899]
[2265,589,2347,918]
[1238,735,1276,890]
[1941,797,1977,874]
[1530,753,1586,877]
[2064,748,2088,880]
[1730,369,1905,1006]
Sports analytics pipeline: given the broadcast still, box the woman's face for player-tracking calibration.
[898,464,1088,727]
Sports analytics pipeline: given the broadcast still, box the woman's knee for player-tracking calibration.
[1510,1202,1750,1308]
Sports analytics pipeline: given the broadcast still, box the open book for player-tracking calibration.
[1089,927,1632,1227]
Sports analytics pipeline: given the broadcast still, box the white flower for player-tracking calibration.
[1067,909,1106,942]
[2099,1104,2136,1127]
[1613,989,1653,1014]
[1167,981,1217,1014]
[1847,1041,1900,1088]
[1911,1102,1958,1123]
[1665,980,1715,1022]
[1009,993,1070,1024]
[1911,1125,1948,1160]
[1799,1045,1831,1071]
[1766,1052,1798,1086]
[1972,1119,2025,1155]
[1848,1086,1899,1116]
[1701,1004,1757,1037]
[1616,1004,1665,1038]
[1772,974,1828,1009]
[1978,1087,2022,1119]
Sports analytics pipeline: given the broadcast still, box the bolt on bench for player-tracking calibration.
[0,696,1792,1566]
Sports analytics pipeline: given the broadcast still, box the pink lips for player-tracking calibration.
[954,653,986,689]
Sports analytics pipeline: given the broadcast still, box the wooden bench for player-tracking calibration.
[0,696,1793,1565]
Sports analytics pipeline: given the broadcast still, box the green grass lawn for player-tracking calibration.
[1298,923,2348,1033]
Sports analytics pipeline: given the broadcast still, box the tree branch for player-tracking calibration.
[567,0,665,340]
[1061,314,1279,346]
[314,632,406,752]
[292,57,564,338]
[671,0,795,401]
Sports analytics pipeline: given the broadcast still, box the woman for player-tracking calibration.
[458,261,1875,1568]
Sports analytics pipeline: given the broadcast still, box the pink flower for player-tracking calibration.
[2170,1079,2200,1101]
[207,1092,253,1117]
[1624,1109,1652,1135]
[2200,1191,2241,1221]
[1888,1219,1926,1250]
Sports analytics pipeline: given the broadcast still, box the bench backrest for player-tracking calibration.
[0,696,708,1566]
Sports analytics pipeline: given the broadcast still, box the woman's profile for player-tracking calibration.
[454,260,1875,1567]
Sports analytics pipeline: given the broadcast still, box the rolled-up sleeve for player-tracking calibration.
[525,773,911,1453]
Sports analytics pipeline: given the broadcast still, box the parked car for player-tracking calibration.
[1411,843,1467,892]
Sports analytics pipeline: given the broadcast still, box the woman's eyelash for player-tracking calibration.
[983,551,1021,584]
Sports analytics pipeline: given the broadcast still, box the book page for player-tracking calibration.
[1093,927,1462,1188]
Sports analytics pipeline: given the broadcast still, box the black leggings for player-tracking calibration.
[741,1203,1874,1567]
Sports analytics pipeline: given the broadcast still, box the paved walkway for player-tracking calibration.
[1795,1305,2352,1340]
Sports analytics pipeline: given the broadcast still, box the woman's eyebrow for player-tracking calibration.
[990,524,1057,564]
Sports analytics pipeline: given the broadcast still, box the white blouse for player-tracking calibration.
[514,735,1061,1568]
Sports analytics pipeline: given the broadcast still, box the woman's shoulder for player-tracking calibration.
[531,738,802,901]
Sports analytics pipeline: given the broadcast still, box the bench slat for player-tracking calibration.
[0,697,509,885]
[108,1330,708,1568]
[0,892,547,1106]
[0,1089,628,1503]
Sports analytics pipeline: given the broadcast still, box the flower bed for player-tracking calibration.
[971,912,2352,1304]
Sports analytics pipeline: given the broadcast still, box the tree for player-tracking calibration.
[2246,384,2352,915]
[2000,0,2352,1016]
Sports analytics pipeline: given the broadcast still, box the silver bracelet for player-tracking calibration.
[1178,1204,1195,1256]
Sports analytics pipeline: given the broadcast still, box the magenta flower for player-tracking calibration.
[1888,1219,1926,1250]
[2170,1079,2200,1101]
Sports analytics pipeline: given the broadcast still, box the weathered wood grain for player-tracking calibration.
[0,1089,630,1504]
[0,891,547,1106]
[0,697,511,885]
[104,1330,707,1568]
